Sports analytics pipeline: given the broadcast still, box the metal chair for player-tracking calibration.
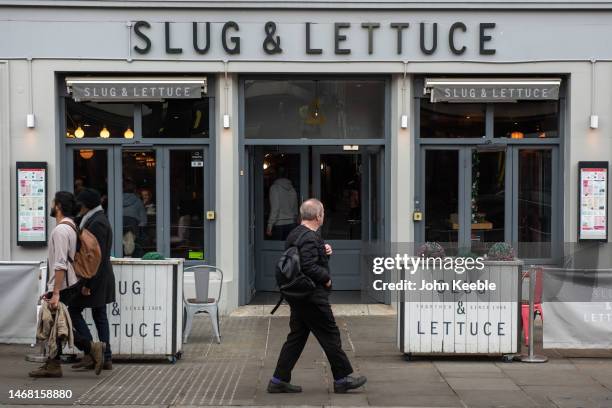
[183,265,223,344]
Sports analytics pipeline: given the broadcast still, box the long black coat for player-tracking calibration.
[75,210,116,307]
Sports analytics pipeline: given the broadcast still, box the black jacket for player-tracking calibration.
[285,225,331,293]
[74,210,116,308]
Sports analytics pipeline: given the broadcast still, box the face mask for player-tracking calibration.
[49,206,57,218]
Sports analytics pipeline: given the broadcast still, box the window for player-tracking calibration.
[244,79,385,139]
[494,101,559,139]
[420,100,486,138]
[65,100,134,139]
[142,100,210,138]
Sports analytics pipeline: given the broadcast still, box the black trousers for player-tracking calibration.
[273,297,353,382]
[69,304,112,361]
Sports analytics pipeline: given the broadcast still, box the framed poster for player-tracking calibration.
[578,161,608,242]
[16,162,48,246]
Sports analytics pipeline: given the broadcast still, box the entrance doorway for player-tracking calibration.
[245,145,385,303]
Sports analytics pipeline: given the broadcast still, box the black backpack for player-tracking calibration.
[270,229,316,314]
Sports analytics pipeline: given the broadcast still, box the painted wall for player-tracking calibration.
[2,5,612,312]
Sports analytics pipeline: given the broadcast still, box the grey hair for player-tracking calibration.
[300,198,324,221]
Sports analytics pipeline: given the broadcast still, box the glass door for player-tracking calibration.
[312,147,364,290]
[421,146,507,254]
[254,146,308,291]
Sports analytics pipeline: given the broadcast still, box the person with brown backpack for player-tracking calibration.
[29,191,106,378]
[70,188,116,371]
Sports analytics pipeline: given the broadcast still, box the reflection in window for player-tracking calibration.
[65,99,134,139]
[420,100,486,138]
[142,99,210,138]
[122,151,157,257]
[73,150,109,213]
[518,150,552,258]
[245,79,385,139]
[170,150,205,259]
[494,101,559,139]
[263,152,300,241]
[320,154,361,240]
[425,150,458,244]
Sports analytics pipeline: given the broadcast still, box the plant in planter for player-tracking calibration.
[417,242,445,258]
[487,242,516,261]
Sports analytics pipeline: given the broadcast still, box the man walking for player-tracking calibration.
[29,191,105,378]
[70,188,116,370]
[268,198,367,394]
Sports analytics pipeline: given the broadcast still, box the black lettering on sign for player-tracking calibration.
[133,20,151,54]
[165,22,183,54]
[390,23,409,55]
[222,21,240,54]
[305,23,322,55]
[140,323,148,337]
[361,22,380,55]
[112,323,120,337]
[479,23,496,55]
[125,324,134,338]
[154,323,162,337]
[263,21,282,54]
[193,22,211,54]
[132,281,141,295]
[119,281,127,295]
[449,22,467,55]
[420,22,438,55]
[334,22,351,55]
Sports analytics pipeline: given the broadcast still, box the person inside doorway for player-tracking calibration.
[266,166,298,240]
[122,178,147,257]
[268,198,367,394]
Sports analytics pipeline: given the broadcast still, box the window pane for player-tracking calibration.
[471,150,505,253]
[263,152,300,241]
[425,150,458,244]
[73,149,109,213]
[245,79,385,139]
[518,150,552,258]
[494,101,559,139]
[142,99,210,138]
[320,154,362,240]
[170,150,205,259]
[122,150,156,257]
[65,99,133,139]
[420,100,485,138]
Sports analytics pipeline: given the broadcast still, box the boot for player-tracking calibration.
[28,358,63,378]
[102,360,112,370]
[89,342,106,375]
[71,354,94,370]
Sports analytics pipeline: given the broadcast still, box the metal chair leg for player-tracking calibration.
[183,308,195,344]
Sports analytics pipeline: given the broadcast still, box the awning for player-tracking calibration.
[424,78,561,103]
[66,77,207,102]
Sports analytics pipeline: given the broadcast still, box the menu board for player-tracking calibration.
[16,162,47,246]
[579,162,608,241]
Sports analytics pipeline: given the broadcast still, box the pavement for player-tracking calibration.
[1,307,611,408]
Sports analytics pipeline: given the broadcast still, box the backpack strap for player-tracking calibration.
[270,294,284,315]
[292,228,312,248]
[58,220,79,263]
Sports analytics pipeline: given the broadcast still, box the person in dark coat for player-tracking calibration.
[268,198,367,394]
[70,188,116,370]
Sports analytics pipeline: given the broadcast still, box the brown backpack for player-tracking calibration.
[60,221,102,279]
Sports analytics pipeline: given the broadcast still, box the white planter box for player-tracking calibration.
[398,260,522,356]
[84,258,184,362]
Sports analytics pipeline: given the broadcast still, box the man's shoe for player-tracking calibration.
[267,380,302,393]
[28,358,63,378]
[89,342,106,375]
[71,354,94,370]
[103,360,112,370]
[333,375,367,393]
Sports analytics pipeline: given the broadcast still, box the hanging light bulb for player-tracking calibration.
[124,127,134,139]
[510,131,524,139]
[99,126,110,139]
[75,126,85,138]
[79,149,95,160]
